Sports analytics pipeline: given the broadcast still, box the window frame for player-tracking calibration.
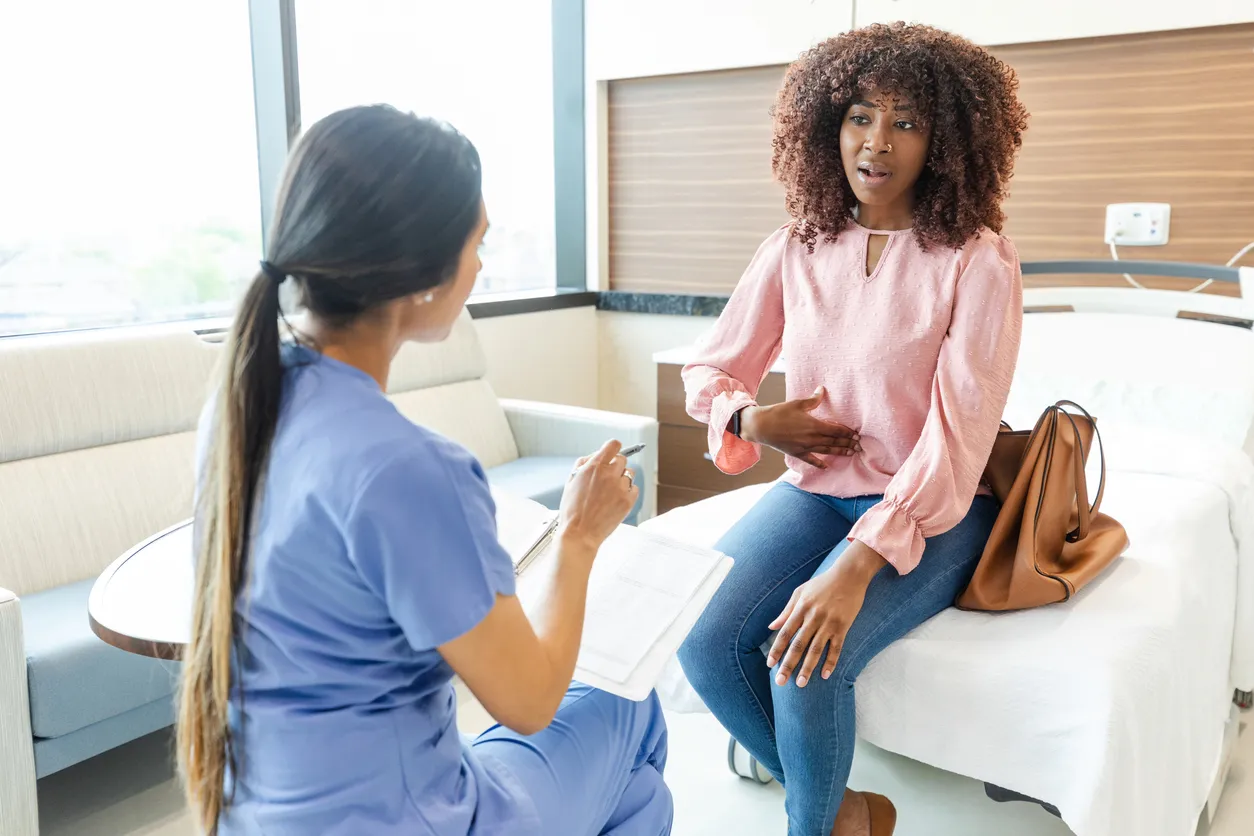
[249,0,588,319]
[550,0,586,295]
[0,0,587,342]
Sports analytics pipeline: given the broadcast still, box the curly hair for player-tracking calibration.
[771,23,1029,251]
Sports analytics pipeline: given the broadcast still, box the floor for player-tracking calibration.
[36,706,1253,836]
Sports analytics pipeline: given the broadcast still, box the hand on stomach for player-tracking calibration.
[741,387,862,469]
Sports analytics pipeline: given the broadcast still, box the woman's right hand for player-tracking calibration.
[558,440,639,555]
[740,387,861,469]
[445,438,638,735]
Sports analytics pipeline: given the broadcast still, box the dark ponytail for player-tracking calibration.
[178,105,482,834]
[178,267,283,834]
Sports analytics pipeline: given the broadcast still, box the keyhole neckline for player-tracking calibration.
[858,225,909,282]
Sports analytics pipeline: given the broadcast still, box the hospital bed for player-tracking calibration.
[643,259,1254,836]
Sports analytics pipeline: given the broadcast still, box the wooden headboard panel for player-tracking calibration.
[608,24,1254,295]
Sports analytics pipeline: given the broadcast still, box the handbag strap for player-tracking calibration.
[1060,410,1092,542]
[1052,400,1107,543]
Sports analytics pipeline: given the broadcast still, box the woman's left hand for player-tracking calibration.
[766,540,888,688]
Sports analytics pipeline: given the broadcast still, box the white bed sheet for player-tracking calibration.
[1005,312,1254,458]
[643,425,1253,836]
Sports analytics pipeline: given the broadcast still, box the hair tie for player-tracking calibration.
[259,260,286,285]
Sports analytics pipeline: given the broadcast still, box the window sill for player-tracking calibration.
[0,289,602,343]
[194,288,597,333]
[467,288,598,319]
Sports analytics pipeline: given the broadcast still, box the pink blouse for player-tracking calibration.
[682,223,1023,574]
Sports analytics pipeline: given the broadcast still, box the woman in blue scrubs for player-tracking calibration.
[177,105,671,836]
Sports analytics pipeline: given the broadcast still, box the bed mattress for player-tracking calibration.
[643,425,1253,836]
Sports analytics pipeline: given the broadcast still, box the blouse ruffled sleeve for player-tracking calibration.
[681,225,790,474]
[848,234,1023,573]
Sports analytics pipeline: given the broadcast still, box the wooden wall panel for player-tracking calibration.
[608,67,789,293]
[608,24,1254,295]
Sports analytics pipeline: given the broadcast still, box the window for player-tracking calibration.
[295,0,557,296]
[0,2,263,337]
[0,1,576,339]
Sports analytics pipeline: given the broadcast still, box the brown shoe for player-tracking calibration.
[863,793,897,835]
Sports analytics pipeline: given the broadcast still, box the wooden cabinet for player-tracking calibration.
[854,0,1254,46]
[655,361,789,513]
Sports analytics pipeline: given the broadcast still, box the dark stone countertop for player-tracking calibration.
[596,292,730,318]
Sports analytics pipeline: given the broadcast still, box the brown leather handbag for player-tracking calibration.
[956,401,1129,611]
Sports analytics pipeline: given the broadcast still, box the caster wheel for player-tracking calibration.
[1236,689,1253,710]
[727,736,774,784]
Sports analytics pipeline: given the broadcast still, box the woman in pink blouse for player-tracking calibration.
[676,24,1030,836]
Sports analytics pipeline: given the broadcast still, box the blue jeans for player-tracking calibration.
[677,483,998,836]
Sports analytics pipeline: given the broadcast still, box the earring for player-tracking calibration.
[423,292,434,303]
[414,291,435,306]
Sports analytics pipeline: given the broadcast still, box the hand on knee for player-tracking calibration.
[763,540,884,687]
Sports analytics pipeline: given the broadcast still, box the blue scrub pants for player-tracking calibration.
[474,684,672,835]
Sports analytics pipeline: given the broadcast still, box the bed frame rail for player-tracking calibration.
[1021,260,1254,323]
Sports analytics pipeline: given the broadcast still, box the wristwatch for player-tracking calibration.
[730,407,746,439]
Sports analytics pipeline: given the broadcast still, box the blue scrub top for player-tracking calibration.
[197,346,538,835]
